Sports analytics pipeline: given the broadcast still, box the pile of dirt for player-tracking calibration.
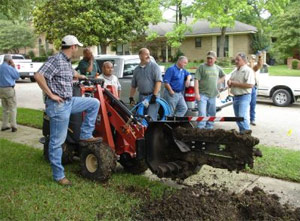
[136,184,300,221]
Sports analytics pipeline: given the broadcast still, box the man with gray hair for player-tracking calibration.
[194,51,225,129]
[163,56,191,117]
[227,52,255,133]
[0,54,20,132]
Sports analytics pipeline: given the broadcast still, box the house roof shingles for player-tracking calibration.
[149,19,257,36]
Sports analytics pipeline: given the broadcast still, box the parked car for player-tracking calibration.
[0,54,44,82]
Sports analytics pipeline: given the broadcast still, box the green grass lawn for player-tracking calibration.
[246,145,300,182]
[0,107,43,129]
[1,138,300,219]
[0,139,170,220]
[160,62,300,76]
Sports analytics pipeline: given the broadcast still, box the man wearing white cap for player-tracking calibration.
[35,35,101,186]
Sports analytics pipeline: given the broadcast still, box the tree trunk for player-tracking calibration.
[219,27,227,58]
[100,43,107,54]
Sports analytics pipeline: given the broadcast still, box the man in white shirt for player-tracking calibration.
[98,61,121,98]
[227,52,255,134]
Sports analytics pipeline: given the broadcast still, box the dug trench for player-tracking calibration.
[131,128,300,220]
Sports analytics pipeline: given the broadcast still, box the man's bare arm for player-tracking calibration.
[130,87,136,98]
[153,81,161,96]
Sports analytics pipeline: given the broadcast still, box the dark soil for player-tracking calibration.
[135,184,300,221]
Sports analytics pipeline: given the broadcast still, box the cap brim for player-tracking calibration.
[207,56,215,59]
[77,42,83,47]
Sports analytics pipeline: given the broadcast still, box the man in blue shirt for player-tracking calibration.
[163,56,191,117]
[0,54,20,132]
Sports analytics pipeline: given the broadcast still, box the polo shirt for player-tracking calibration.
[163,64,190,92]
[0,62,19,87]
[131,61,162,94]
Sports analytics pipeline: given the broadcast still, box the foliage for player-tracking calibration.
[292,60,299,70]
[165,23,191,48]
[250,31,271,53]
[27,50,35,59]
[272,1,300,58]
[33,0,161,52]
[173,49,185,62]
[32,56,48,62]
[192,0,250,57]
[0,20,35,53]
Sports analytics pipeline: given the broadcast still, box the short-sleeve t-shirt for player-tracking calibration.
[131,61,162,94]
[230,65,255,95]
[98,74,121,91]
[195,63,225,97]
[76,59,100,77]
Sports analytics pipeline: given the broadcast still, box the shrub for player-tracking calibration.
[27,50,35,59]
[216,58,232,67]
[32,56,48,62]
[292,60,299,69]
[173,49,184,62]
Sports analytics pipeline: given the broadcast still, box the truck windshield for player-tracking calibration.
[12,55,24,60]
[124,59,140,76]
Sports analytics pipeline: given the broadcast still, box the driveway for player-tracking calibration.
[12,79,300,150]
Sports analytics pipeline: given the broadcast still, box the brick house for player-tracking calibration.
[137,18,257,62]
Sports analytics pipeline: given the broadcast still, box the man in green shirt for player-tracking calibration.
[76,48,100,78]
[194,51,225,129]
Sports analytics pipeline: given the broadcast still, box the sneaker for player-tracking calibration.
[1,127,10,131]
[80,137,102,143]
[11,127,17,132]
[250,121,256,126]
[57,177,72,186]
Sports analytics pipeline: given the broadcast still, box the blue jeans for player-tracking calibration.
[138,94,159,121]
[45,97,100,181]
[233,94,251,132]
[163,90,187,117]
[250,87,257,122]
[197,94,216,129]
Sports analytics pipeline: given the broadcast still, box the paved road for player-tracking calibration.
[11,79,300,150]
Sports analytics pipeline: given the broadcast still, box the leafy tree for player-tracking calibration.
[158,0,192,48]
[193,0,251,58]
[33,0,161,53]
[272,1,300,58]
[0,20,35,53]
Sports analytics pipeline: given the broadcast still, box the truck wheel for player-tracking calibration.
[30,77,36,82]
[43,138,75,165]
[80,142,116,182]
[272,89,291,107]
[119,153,148,174]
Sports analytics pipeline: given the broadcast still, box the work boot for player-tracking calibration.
[80,137,102,143]
[57,177,72,186]
[1,127,10,131]
[240,130,252,135]
[11,127,17,132]
[250,121,256,126]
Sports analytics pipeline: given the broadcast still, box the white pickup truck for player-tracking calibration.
[0,54,44,82]
[257,65,300,106]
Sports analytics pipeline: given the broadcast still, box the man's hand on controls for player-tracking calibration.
[129,97,135,106]
[149,94,157,104]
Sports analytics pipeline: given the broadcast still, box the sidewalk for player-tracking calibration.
[1,123,300,208]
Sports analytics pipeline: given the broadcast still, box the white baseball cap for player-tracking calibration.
[61,35,83,47]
